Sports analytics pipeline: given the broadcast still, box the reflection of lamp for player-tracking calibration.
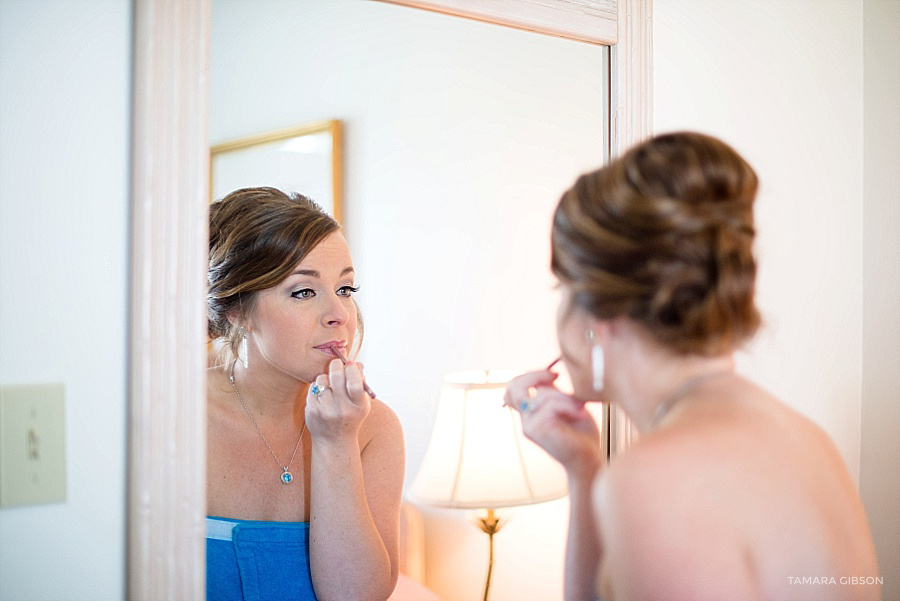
[410,370,568,601]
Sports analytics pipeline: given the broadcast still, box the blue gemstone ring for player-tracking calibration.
[518,399,532,413]
[311,383,330,397]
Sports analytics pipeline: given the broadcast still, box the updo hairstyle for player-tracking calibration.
[207,187,340,359]
[551,131,761,355]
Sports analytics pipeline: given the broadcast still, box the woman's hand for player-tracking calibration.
[305,359,371,445]
[505,370,603,481]
[307,363,404,601]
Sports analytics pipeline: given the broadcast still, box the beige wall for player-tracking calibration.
[861,0,900,598]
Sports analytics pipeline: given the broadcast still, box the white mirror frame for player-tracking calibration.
[127,0,651,597]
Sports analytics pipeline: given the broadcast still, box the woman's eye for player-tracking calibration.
[291,288,315,300]
[337,285,360,297]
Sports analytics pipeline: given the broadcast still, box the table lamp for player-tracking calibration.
[409,370,568,601]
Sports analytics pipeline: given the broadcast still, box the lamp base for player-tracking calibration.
[475,509,503,601]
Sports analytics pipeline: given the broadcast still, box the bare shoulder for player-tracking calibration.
[358,399,406,510]
[595,431,706,541]
[364,398,403,433]
[595,436,759,601]
[593,383,780,600]
[594,383,880,601]
[360,398,405,453]
[596,382,843,516]
[595,432,694,529]
[599,418,709,495]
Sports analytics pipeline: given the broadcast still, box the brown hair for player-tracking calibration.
[207,187,341,357]
[551,131,761,355]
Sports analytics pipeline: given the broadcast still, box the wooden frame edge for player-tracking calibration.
[377,0,618,45]
[209,120,338,155]
[129,0,210,598]
[609,0,653,456]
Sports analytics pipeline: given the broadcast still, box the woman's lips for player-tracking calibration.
[314,341,346,355]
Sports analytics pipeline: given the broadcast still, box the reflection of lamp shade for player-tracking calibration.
[410,370,568,509]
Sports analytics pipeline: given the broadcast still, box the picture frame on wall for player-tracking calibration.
[210,119,343,223]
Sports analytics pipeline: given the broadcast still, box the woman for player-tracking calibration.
[206,187,405,601]
[506,132,880,601]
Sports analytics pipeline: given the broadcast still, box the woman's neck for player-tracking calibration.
[606,338,735,433]
[229,359,309,421]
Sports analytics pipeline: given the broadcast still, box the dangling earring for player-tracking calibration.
[588,329,604,391]
[238,327,250,368]
[350,301,364,360]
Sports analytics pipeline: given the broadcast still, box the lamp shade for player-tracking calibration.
[409,370,568,509]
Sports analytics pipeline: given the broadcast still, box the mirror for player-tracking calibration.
[210,120,343,221]
[209,1,610,599]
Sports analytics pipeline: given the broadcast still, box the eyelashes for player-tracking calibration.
[290,285,360,300]
[291,288,315,300]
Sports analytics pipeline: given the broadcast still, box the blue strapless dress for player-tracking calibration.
[207,516,319,601]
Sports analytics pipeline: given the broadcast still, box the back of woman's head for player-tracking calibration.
[207,187,340,352]
[551,131,760,355]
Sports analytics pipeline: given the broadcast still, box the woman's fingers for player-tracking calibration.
[520,388,585,423]
[326,358,369,406]
[308,374,329,398]
[328,358,347,395]
[307,373,329,405]
[504,369,559,411]
[307,361,370,442]
[342,362,368,405]
[516,390,602,475]
[532,397,586,422]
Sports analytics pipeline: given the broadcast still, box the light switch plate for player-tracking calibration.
[0,384,67,507]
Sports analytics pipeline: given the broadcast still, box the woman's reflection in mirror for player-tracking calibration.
[206,187,405,601]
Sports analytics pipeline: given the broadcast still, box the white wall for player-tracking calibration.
[0,2,890,600]
[655,0,900,593]
[861,0,900,598]
[211,2,605,600]
[0,1,131,600]
[0,1,890,600]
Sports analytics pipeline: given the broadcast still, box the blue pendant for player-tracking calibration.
[281,470,293,484]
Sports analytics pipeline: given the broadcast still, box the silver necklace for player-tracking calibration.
[229,360,306,485]
[652,369,732,427]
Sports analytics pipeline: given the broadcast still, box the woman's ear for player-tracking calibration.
[586,317,611,343]
[225,309,246,331]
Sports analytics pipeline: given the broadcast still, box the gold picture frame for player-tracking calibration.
[209,119,343,223]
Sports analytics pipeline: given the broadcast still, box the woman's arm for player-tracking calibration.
[505,370,605,601]
[565,472,603,601]
[307,360,406,601]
